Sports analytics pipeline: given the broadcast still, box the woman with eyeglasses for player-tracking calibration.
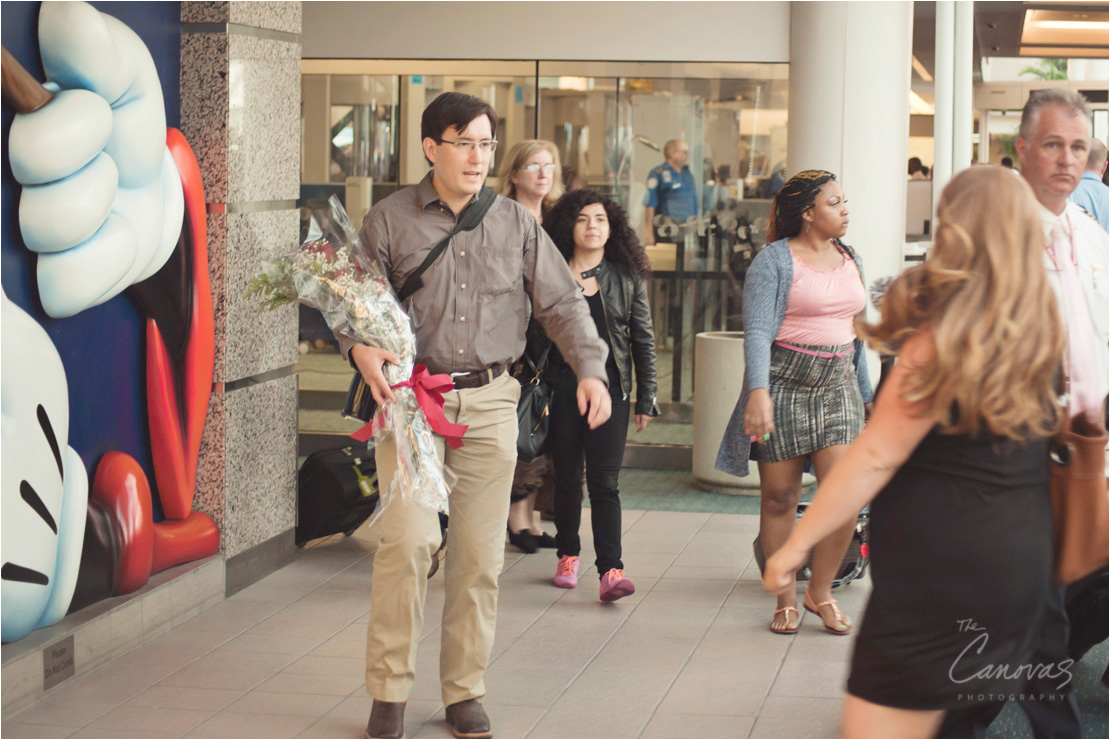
[499,140,566,553]
[542,190,659,600]
[499,139,564,225]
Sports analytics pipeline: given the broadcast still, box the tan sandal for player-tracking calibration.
[804,588,852,635]
[770,605,800,634]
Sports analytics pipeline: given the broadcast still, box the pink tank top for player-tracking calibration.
[776,250,866,346]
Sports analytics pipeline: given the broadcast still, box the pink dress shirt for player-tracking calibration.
[1048,215,1101,418]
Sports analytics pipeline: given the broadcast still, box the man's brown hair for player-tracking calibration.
[421,92,498,146]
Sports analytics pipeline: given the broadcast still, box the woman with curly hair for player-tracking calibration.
[764,166,1065,736]
[716,170,874,635]
[538,189,659,600]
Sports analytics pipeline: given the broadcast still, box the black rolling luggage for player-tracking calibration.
[296,443,379,546]
[752,503,870,588]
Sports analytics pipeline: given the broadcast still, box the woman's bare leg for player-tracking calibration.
[507,495,532,534]
[842,694,944,739]
[758,457,807,630]
[524,491,545,535]
[807,444,858,605]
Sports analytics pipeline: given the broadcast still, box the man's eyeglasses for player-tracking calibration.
[519,163,557,174]
[438,139,498,154]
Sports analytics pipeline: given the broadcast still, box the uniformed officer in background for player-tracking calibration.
[643,139,698,246]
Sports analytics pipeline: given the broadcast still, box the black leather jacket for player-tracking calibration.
[520,259,660,416]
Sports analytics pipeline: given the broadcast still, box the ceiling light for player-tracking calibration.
[1036,20,1109,29]
[1023,9,1110,45]
[909,90,935,116]
[556,76,590,91]
[912,55,933,82]
[1019,46,1107,57]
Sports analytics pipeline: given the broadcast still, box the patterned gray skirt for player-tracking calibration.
[750,341,865,463]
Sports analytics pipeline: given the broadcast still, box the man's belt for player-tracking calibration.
[450,364,506,390]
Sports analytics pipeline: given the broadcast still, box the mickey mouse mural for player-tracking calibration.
[2,2,219,643]
[1,291,88,641]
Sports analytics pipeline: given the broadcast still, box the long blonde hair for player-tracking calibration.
[860,166,1064,439]
[498,140,564,209]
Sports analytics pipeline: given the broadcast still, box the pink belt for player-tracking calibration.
[773,340,853,359]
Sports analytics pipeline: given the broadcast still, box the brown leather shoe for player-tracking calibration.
[428,531,447,579]
[365,699,405,739]
[445,698,492,739]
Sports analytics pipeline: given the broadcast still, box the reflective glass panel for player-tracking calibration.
[301,59,791,445]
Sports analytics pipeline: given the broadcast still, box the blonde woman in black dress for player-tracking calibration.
[765,167,1066,737]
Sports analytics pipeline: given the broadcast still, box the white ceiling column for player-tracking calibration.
[788,1,913,326]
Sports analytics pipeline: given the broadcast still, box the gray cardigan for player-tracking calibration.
[714,238,875,477]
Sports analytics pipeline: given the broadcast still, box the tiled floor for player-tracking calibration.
[2,509,1105,739]
[3,510,869,738]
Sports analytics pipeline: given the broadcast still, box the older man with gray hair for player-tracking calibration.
[1016,89,1108,419]
[1069,137,1109,231]
[938,86,1109,740]
[1016,87,1108,740]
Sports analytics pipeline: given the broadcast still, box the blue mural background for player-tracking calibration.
[1,1,182,519]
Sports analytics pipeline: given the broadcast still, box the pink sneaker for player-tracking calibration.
[553,555,579,588]
[599,569,635,602]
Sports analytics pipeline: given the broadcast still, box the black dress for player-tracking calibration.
[846,428,1057,710]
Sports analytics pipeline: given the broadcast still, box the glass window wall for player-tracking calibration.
[300,59,789,446]
[533,63,787,414]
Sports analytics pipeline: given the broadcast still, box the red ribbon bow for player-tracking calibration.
[349,364,468,449]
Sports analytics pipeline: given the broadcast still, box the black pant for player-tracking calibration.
[1066,566,1108,662]
[548,369,630,576]
[1017,584,1082,738]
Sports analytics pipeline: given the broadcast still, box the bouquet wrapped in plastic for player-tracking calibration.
[248,195,463,512]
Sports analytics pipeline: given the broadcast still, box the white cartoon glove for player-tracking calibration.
[1,290,89,642]
[8,1,183,318]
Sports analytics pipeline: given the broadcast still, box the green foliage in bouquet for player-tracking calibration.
[246,243,344,312]
[246,258,297,311]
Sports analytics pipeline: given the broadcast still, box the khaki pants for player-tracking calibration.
[365,372,520,705]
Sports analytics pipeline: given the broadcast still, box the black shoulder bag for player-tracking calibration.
[343,187,497,423]
[513,337,554,463]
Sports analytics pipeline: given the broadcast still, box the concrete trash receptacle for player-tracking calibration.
[693,331,816,495]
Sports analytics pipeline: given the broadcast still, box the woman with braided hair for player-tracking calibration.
[716,170,874,635]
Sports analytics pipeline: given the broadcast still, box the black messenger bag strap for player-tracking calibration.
[345,187,496,425]
[397,186,496,302]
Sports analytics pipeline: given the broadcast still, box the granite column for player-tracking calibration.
[181,1,302,593]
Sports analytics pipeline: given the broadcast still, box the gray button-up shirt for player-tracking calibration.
[339,171,608,382]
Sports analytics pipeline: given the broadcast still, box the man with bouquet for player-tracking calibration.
[340,92,611,740]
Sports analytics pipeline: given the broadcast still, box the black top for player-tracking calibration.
[517,257,660,415]
[585,291,623,394]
